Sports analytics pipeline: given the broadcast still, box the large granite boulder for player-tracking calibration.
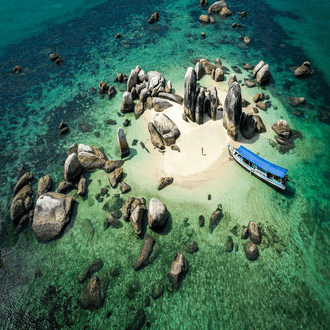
[109,167,123,188]
[272,120,291,140]
[117,127,130,158]
[152,97,173,112]
[123,197,147,235]
[127,65,140,92]
[104,160,124,173]
[195,61,205,80]
[121,92,134,113]
[64,153,82,182]
[208,1,228,14]
[195,87,205,125]
[209,208,223,233]
[11,184,33,226]
[228,73,237,87]
[32,192,75,242]
[184,67,197,122]
[253,92,264,103]
[165,80,172,93]
[256,64,271,85]
[38,175,52,196]
[294,61,310,78]
[209,86,218,120]
[138,69,148,82]
[223,82,242,140]
[148,122,165,150]
[168,252,188,289]
[134,101,144,119]
[77,144,107,170]
[253,61,265,76]
[200,59,216,74]
[253,115,266,133]
[211,68,224,82]
[148,198,168,229]
[147,71,165,96]
[14,172,34,195]
[240,113,257,139]
[248,221,261,244]
[133,234,155,271]
[77,275,109,311]
[199,15,210,23]
[158,93,183,105]
[153,113,180,146]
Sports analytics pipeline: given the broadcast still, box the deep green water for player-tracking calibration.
[1,0,330,329]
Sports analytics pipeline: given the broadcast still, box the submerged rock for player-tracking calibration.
[209,208,223,233]
[225,236,234,252]
[149,11,159,24]
[32,192,75,242]
[244,241,259,260]
[248,221,261,244]
[168,252,188,289]
[151,283,164,300]
[77,259,104,283]
[148,198,168,229]
[133,234,155,271]
[186,241,198,254]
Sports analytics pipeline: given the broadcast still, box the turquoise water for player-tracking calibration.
[1,0,330,328]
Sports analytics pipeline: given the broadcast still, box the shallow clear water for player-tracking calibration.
[1,0,330,329]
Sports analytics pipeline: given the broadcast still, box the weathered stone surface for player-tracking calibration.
[199,15,210,23]
[208,0,228,14]
[139,87,149,103]
[134,101,144,119]
[138,69,147,82]
[195,87,205,125]
[130,204,146,235]
[157,177,173,190]
[14,172,34,195]
[245,79,255,88]
[184,67,197,121]
[99,81,109,94]
[241,227,249,239]
[153,113,180,146]
[153,97,173,112]
[294,63,310,78]
[77,259,104,283]
[38,175,52,197]
[240,113,257,139]
[200,59,216,74]
[32,192,75,242]
[121,91,134,113]
[11,200,26,225]
[248,221,261,244]
[253,92,264,103]
[256,101,267,111]
[168,252,188,288]
[219,7,232,16]
[223,82,242,140]
[77,175,87,197]
[148,198,168,229]
[243,63,253,70]
[57,181,74,194]
[256,64,271,85]
[244,241,259,260]
[195,61,205,80]
[201,0,209,6]
[127,65,140,92]
[148,122,166,150]
[287,96,305,106]
[272,120,290,140]
[209,208,223,233]
[108,85,116,98]
[211,67,224,82]
[104,160,124,173]
[149,11,159,24]
[186,241,198,254]
[133,234,155,271]
[228,73,237,86]
[77,275,109,311]
[78,144,106,170]
[120,181,131,194]
[158,93,183,105]
[253,115,266,133]
[253,61,265,76]
[208,87,218,121]
[115,72,128,82]
[171,144,180,152]
[13,65,22,73]
[147,71,165,96]
[123,197,136,221]
[165,81,172,94]
[117,127,130,159]
[109,167,123,188]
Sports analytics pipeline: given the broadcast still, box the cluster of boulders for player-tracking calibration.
[241,221,261,260]
[10,172,34,228]
[50,53,64,65]
[253,61,271,86]
[271,119,291,146]
[208,0,232,17]
[121,65,182,120]
[184,65,220,124]
[98,81,116,98]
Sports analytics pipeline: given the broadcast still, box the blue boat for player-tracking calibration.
[228,144,289,190]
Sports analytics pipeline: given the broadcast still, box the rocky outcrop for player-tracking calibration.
[165,81,172,93]
[152,97,173,112]
[147,71,165,96]
[219,7,232,16]
[99,81,109,94]
[77,259,104,283]
[209,207,223,233]
[287,96,305,106]
[14,172,34,195]
[157,177,173,190]
[208,1,228,14]
[57,181,74,194]
[256,101,267,111]
[120,181,131,193]
[148,122,165,150]
[109,167,123,188]
[228,73,237,86]
[127,65,140,92]
[272,119,291,143]
[32,192,75,242]
[153,113,180,146]
[158,92,183,105]
[123,197,147,235]
[195,61,205,80]
[59,122,68,135]
[168,252,188,289]
[77,144,107,170]
[133,234,155,271]
[253,61,265,76]
[244,36,251,45]
[77,275,109,311]
[199,15,210,23]
[208,87,218,121]
[38,175,52,196]
[11,184,33,226]
[223,82,242,140]
[149,11,159,24]
[199,59,216,74]
[117,127,130,159]
[134,101,144,119]
[115,73,128,82]
[148,198,168,229]
[64,153,82,182]
[245,80,255,88]
[253,92,264,103]
[244,241,259,260]
[253,115,266,133]
[294,61,310,78]
[104,160,124,173]
[240,113,257,139]
[121,92,134,113]
[211,67,224,82]
[256,64,271,85]
[77,175,87,197]
[248,221,261,244]
[184,67,197,122]
[195,87,205,125]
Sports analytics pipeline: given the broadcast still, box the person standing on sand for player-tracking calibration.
[201,147,203,155]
